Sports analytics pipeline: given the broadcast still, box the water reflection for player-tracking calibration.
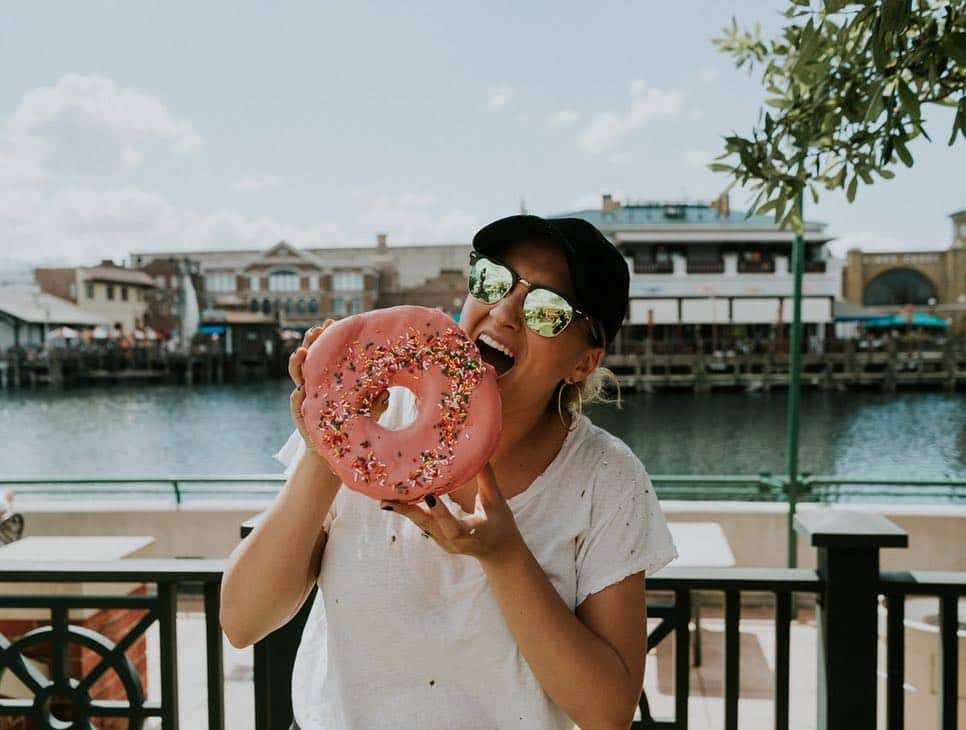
[1,382,962,481]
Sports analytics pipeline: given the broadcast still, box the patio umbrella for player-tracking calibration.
[46,326,80,340]
[864,312,949,329]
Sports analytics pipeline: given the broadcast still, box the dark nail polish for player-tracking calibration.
[381,505,394,511]
[424,494,437,508]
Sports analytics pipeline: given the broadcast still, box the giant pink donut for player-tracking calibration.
[301,306,502,502]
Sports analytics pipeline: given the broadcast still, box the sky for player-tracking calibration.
[0,0,963,268]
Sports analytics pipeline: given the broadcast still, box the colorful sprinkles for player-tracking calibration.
[315,324,486,497]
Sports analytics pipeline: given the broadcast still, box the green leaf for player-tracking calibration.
[824,0,848,12]
[876,168,895,180]
[881,0,910,35]
[846,175,859,202]
[894,135,914,167]
[708,163,734,172]
[897,81,921,121]
[943,32,966,66]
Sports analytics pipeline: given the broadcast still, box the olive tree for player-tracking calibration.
[713,0,965,230]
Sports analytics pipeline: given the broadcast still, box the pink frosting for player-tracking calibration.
[301,306,502,502]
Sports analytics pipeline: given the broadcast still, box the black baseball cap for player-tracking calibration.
[471,214,629,345]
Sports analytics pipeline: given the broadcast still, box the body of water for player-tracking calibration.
[1,381,963,481]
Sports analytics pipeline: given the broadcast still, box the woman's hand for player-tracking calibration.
[382,464,526,564]
[288,321,390,458]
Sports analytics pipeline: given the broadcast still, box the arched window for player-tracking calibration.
[250,298,259,313]
[269,270,300,292]
[261,298,271,315]
[864,269,936,306]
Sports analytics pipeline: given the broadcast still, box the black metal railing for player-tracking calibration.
[0,561,224,730]
[0,512,962,729]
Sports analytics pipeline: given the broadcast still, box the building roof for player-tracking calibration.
[82,266,156,287]
[0,292,112,326]
[556,203,828,232]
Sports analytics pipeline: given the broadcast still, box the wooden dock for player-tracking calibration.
[606,339,966,392]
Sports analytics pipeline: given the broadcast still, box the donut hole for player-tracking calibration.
[379,386,419,431]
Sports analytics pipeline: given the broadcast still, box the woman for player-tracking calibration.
[221,215,677,729]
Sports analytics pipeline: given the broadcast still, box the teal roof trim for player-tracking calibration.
[554,206,824,230]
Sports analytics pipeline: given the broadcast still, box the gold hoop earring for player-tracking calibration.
[556,381,583,432]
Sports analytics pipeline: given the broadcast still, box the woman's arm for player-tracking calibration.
[481,544,646,730]
[220,449,340,648]
[221,325,342,648]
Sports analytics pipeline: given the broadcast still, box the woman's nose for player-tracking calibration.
[488,283,527,328]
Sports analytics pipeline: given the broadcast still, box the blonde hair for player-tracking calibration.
[561,365,622,416]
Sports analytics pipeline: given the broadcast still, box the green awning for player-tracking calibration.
[864,312,949,329]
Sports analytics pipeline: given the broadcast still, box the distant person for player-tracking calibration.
[222,215,677,729]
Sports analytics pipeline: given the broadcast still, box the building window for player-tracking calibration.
[308,274,320,291]
[285,299,294,315]
[85,283,94,299]
[250,298,259,312]
[121,286,129,301]
[107,285,115,301]
[308,299,319,315]
[349,297,363,314]
[269,270,299,292]
[333,271,364,292]
[262,298,271,315]
[333,297,345,316]
[297,299,307,314]
[205,272,236,293]
[249,274,260,292]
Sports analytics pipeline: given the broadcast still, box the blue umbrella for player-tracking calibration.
[864,312,949,329]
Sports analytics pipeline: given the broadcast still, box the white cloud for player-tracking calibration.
[0,74,202,185]
[231,175,283,192]
[487,86,514,110]
[577,80,689,154]
[9,74,201,154]
[549,108,580,127]
[698,67,720,83]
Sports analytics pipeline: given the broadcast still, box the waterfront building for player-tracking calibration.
[559,195,840,352]
[130,235,471,329]
[842,209,966,334]
[34,261,156,334]
[0,291,111,349]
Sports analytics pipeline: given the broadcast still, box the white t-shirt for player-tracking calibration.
[275,391,677,730]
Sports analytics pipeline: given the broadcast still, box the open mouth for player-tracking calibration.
[476,335,516,377]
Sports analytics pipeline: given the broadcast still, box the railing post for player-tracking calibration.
[242,517,313,730]
[795,511,908,730]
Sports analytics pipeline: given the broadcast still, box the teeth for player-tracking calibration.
[478,333,514,359]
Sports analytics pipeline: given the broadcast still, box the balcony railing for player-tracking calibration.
[737,259,776,273]
[685,260,725,274]
[635,261,674,274]
[0,512,961,729]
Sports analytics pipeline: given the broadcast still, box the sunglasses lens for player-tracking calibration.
[468,258,513,304]
[523,288,574,337]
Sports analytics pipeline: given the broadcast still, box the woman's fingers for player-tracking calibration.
[288,347,307,386]
[423,495,463,541]
[477,463,508,512]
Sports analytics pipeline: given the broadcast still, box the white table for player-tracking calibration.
[665,522,736,666]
